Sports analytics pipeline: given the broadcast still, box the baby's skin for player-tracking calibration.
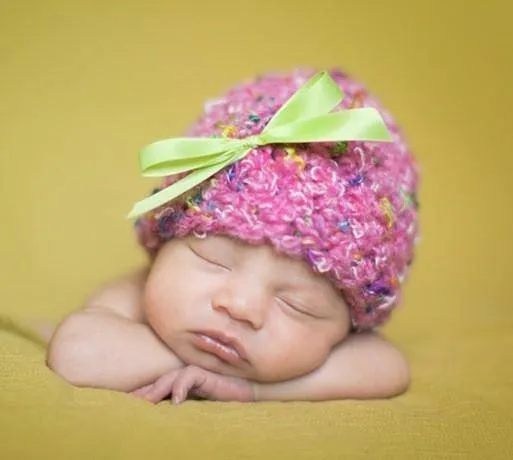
[47,235,409,404]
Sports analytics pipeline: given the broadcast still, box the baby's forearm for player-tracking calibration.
[253,333,409,402]
[47,309,183,392]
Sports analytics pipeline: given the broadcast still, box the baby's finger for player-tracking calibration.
[171,366,206,405]
[143,371,180,404]
[189,386,210,400]
[130,383,155,398]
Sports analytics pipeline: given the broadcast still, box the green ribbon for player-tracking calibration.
[128,71,393,218]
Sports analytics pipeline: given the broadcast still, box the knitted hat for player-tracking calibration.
[134,68,419,330]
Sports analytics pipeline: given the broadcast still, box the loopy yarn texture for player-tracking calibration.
[135,68,420,329]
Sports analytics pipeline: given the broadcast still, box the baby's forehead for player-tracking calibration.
[191,233,290,259]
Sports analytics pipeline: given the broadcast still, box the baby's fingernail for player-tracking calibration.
[172,394,182,405]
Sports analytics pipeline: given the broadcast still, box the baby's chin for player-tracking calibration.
[172,341,305,382]
[249,365,319,383]
[170,339,244,374]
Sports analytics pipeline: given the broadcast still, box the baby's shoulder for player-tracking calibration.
[83,267,149,322]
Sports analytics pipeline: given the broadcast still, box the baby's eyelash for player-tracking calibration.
[189,245,229,270]
[277,297,318,318]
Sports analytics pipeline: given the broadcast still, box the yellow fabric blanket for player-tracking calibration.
[1,313,511,459]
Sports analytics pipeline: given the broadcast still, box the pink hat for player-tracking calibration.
[133,68,419,330]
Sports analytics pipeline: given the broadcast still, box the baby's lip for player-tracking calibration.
[192,330,249,365]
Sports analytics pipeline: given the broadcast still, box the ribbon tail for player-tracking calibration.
[128,162,228,218]
[128,147,251,218]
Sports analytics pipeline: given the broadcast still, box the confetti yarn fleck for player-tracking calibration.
[379,197,395,229]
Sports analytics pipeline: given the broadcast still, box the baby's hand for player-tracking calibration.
[130,365,255,405]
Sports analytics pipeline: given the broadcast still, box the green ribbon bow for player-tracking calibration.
[128,71,393,218]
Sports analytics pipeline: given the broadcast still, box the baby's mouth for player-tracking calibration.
[191,331,247,366]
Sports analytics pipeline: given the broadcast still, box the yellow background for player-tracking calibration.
[1,1,512,458]
[2,0,512,336]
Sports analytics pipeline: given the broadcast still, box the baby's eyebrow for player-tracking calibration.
[281,270,342,307]
[279,275,327,298]
[278,264,321,287]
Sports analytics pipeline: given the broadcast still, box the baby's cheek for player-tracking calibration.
[255,340,330,382]
[142,288,175,341]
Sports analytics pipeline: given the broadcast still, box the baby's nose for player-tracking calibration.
[212,285,267,330]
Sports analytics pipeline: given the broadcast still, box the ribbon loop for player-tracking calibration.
[262,109,392,144]
[128,71,393,219]
[139,137,231,177]
[263,71,343,130]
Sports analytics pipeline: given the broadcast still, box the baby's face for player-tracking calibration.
[144,235,350,382]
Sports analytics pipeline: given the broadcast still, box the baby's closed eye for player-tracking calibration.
[188,243,231,271]
[275,296,323,319]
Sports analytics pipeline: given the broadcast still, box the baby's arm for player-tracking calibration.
[134,332,409,404]
[46,268,183,392]
[254,332,409,401]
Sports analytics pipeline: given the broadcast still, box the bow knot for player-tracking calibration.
[232,135,263,151]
